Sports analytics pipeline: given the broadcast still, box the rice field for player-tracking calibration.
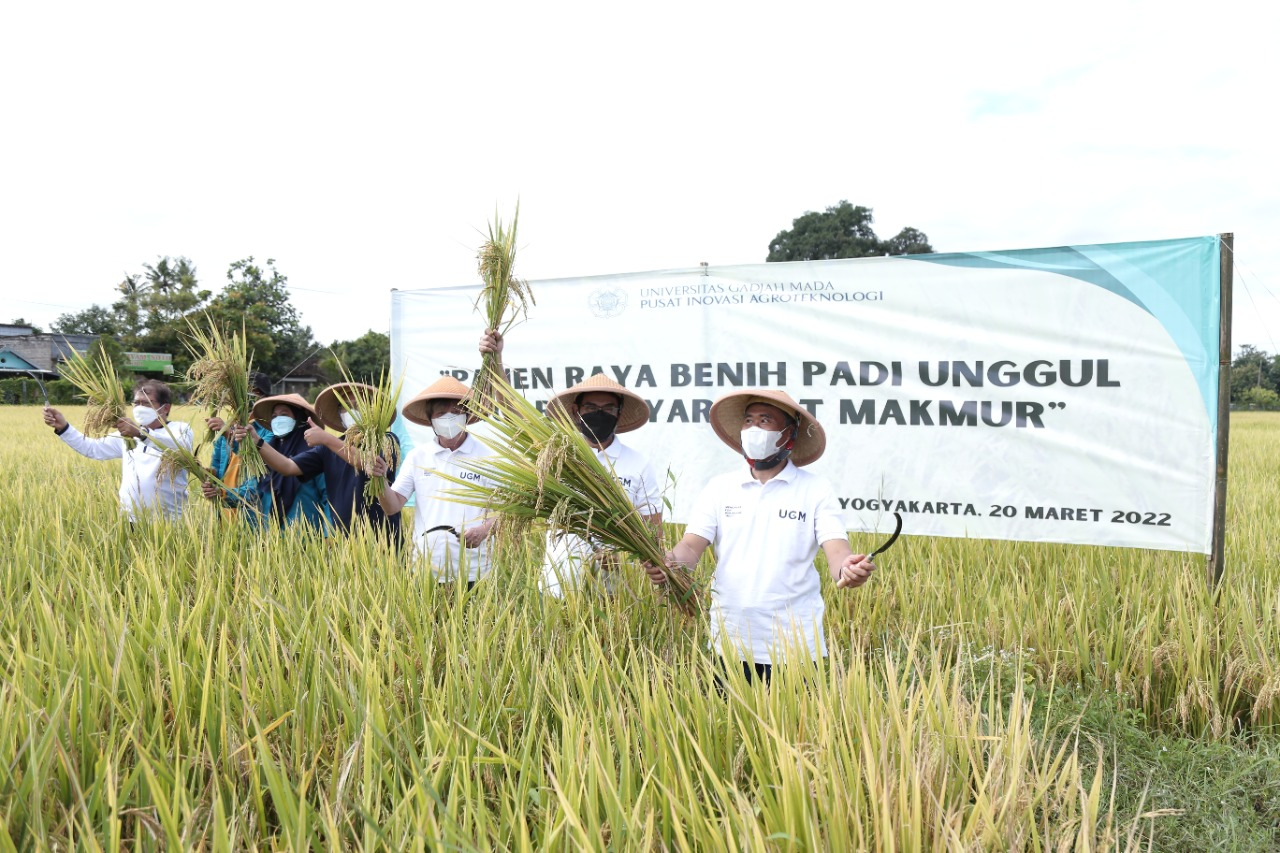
[1,405,1278,850]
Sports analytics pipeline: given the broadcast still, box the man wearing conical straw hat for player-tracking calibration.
[645,389,874,685]
[480,331,663,597]
[366,376,499,587]
[42,378,195,521]
[251,382,401,542]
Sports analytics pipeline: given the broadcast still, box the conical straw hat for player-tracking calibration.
[546,373,650,434]
[709,389,826,466]
[402,376,476,427]
[251,393,318,426]
[314,382,378,432]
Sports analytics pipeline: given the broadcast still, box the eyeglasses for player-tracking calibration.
[580,403,619,416]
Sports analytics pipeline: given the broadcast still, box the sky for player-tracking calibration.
[2,1,1277,352]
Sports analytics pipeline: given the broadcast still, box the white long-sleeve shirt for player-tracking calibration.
[57,421,194,520]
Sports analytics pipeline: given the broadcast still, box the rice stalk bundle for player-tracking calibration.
[157,439,226,490]
[57,346,135,450]
[439,377,700,615]
[465,204,534,416]
[183,321,264,479]
[333,369,405,501]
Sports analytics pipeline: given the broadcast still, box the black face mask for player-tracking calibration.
[749,447,792,471]
[577,410,619,443]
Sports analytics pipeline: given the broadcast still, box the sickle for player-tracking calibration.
[426,524,459,539]
[868,512,903,559]
[24,371,50,406]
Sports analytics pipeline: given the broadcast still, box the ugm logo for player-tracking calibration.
[588,286,627,318]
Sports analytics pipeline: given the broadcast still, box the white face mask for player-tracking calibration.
[339,412,359,430]
[740,426,783,460]
[271,415,296,437]
[133,405,160,426]
[432,412,467,440]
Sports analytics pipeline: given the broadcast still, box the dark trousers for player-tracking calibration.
[714,658,773,697]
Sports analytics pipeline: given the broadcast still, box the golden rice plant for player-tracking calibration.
[465,204,534,415]
[439,376,700,614]
[56,346,136,450]
[333,368,405,501]
[184,320,264,479]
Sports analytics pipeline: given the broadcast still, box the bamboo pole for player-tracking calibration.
[1208,232,1233,588]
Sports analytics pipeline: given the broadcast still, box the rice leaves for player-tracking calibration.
[332,369,404,501]
[465,204,534,416]
[439,376,701,614]
[184,321,265,479]
[56,346,136,450]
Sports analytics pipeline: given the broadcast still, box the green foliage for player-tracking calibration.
[5,317,43,333]
[87,334,126,376]
[199,257,316,383]
[51,304,117,336]
[320,330,390,385]
[0,378,77,405]
[1228,344,1280,407]
[1238,386,1280,410]
[767,201,934,262]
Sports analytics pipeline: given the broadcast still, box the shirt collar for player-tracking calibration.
[594,436,623,461]
[434,432,478,456]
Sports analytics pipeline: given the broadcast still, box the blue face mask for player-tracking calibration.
[271,415,297,437]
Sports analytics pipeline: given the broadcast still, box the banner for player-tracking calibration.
[391,236,1222,553]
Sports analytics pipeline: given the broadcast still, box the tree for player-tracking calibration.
[320,330,390,384]
[199,257,317,383]
[6,317,43,333]
[132,257,212,372]
[87,334,127,377]
[1230,344,1272,403]
[766,201,934,262]
[52,305,118,336]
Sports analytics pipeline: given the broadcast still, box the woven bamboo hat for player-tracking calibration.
[314,382,378,431]
[546,373,650,434]
[709,389,826,467]
[401,376,475,427]
[250,393,318,427]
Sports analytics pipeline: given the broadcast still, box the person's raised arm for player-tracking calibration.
[46,406,125,460]
[236,424,304,477]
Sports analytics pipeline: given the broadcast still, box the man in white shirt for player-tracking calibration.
[42,379,194,521]
[645,389,874,684]
[541,372,662,597]
[478,330,663,597]
[371,376,498,586]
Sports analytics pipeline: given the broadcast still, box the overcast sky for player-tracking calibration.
[3,1,1276,353]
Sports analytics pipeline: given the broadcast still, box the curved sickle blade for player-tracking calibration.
[426,524,460,539]
[25,371,50,406]
[868,512,903,559]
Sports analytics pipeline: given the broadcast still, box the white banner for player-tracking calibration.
[391,237,1222,553]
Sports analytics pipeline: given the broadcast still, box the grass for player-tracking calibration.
[1,404,1278,849]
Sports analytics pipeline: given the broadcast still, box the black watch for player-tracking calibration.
[255,433,265,449]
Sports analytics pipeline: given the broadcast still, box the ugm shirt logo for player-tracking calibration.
[778,509,808,521]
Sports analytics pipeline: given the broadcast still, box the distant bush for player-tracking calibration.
[0,377,78,405]
[1237,386,1280,411]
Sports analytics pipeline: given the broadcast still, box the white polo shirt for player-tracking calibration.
[685,460,848,664]
[390,433,496,582]
[58,421,194,521]
[542,436,662,597]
